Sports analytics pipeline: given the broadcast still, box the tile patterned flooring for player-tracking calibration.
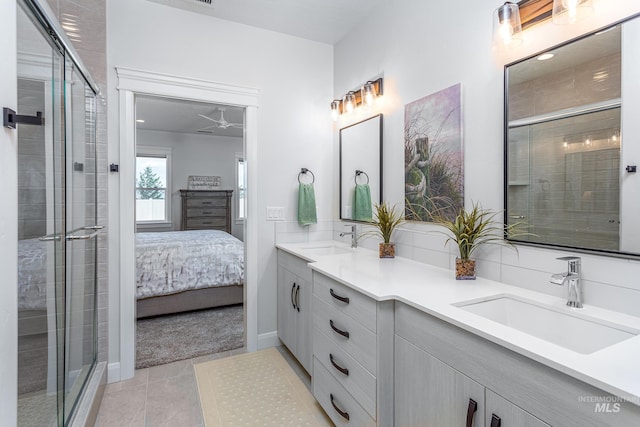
[95,346,312,426]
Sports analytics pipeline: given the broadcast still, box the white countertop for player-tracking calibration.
[276,241,640,406]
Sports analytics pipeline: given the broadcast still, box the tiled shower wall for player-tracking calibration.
[17,79,46,240]
[45,0,108,363]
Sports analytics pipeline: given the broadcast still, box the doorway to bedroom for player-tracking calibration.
[133,95,246,369]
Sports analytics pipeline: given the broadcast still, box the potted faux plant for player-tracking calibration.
[434,202,517,279]
[369,202,405,258]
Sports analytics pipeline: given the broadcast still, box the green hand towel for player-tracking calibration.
[354,183,372,221]
[298,183,317,226]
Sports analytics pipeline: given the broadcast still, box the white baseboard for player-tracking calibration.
[257,331,280,350]
[107,362,121,384]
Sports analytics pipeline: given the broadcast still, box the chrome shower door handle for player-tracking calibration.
[66,225,104,241]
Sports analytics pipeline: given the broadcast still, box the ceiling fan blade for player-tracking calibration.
[196,125,217,132]
[198,114,222,124]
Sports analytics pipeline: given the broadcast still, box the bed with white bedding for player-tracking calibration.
[135,229,244,318]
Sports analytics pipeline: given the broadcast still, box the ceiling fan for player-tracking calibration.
[197,108,243,133]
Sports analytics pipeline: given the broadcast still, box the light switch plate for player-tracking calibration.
[266,206,284,221]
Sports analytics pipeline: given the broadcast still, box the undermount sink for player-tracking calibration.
[298,244,354,257]
[454,295,639,354]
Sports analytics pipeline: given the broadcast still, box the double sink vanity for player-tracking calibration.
[276,241,640,426]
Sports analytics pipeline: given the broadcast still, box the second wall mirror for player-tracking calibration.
[505,15,640,257]
[340,114,383,221]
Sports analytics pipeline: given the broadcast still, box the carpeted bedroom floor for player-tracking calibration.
[136,304,244,369]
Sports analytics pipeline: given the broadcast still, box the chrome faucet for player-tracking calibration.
[339,224,358,248]
[550,256,583,308]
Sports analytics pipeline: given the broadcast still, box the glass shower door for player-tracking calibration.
[16,2,66,426]
[17,1,99,425]
[63,60,98,421]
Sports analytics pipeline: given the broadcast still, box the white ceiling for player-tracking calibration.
[136,95,245,137]
[146,0,384,45]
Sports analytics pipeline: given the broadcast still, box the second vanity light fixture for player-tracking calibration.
[494,0,596,48]
[331,77,383,121]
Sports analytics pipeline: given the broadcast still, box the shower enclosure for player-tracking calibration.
[15,1,100,425]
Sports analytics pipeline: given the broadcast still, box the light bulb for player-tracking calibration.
[563,0,580,24]
[361,83,375,107]
[500,21,514,44]
[330,100,340,121]
[344,93,355,114]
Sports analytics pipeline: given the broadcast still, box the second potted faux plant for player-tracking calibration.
[434,202,517,279]
[369,202,405,258]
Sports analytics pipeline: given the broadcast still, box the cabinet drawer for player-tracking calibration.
[314,328,376,418]
[186,197,228,208]
[313,272,377,333]
[313,358,376,427]
[186,207,227,218]
[185,218,227,229]
[313,297,376,374]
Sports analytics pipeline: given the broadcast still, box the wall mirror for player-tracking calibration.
[340,114,383,221]
[505,15,640,256]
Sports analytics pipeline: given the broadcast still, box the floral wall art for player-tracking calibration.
[404,83,463,222]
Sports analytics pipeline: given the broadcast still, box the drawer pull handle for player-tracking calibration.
[490,414,502,427]
[329,353,349,376]
[291,283,297,310]
[329,288,350,304]
[202,201,213,205]
[329,320,350,339]
[330,393,350,421]
[466,398,478,427]
[202,211,212,214]
[295,285,300,312]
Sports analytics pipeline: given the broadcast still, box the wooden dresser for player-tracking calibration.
[179,189,233,233]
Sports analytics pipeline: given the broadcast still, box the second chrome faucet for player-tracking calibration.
[339,224,358,248]
[550,256,583,308]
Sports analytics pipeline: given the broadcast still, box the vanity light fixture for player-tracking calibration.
[494,2,522,47]
[552,0,593,25]
[330,77,383,121]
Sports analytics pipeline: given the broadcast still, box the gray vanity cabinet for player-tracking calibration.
[276,250,312,373]
[395,301,640,427]
[395,335,485,427]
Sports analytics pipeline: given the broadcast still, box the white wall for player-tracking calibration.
[333,0,640,317]
[136,129,244,239]
[107,0,334,365]
[0,2,18,424]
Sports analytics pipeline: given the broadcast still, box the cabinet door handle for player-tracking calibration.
[329,353,349,376]
[490,414,502,427]
[329,288,350,304]
[330,394,350,421]
[291,283,297,310]
[466,398,478,427]
[329,320,350,339]
[295,285,300,312]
